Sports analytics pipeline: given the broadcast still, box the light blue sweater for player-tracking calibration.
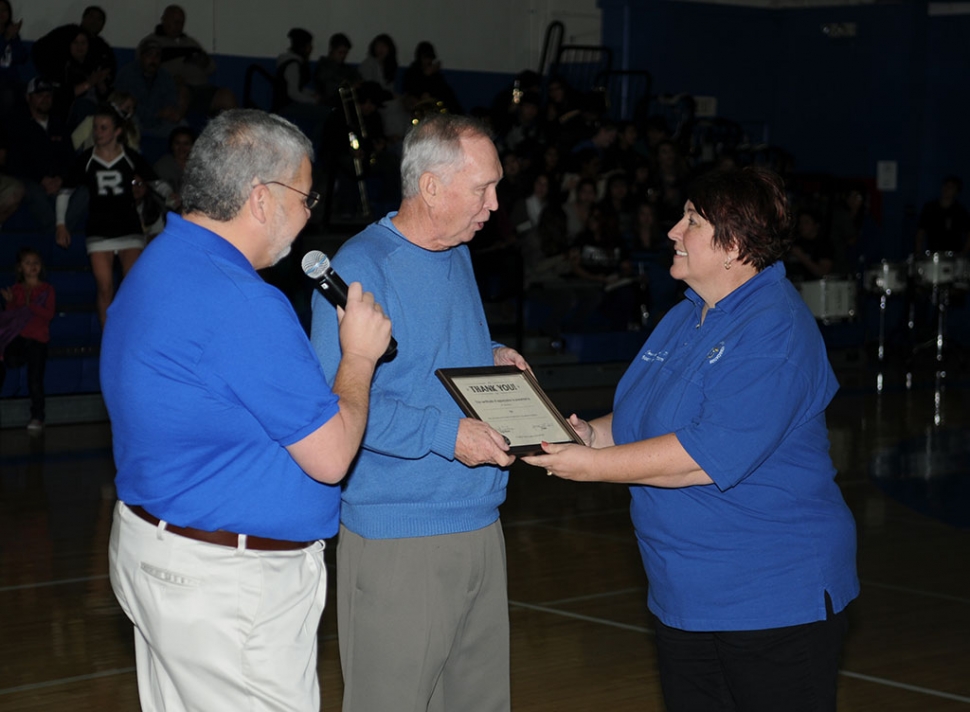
[309,214,508,538]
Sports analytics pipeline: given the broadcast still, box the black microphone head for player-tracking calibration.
[302,251,331,280]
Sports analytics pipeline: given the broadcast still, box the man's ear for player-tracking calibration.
[419,171,437,205]
[249,183,270,224]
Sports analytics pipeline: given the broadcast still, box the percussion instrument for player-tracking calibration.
[954,256,970,290]
[865,260,908,295]
[915,252,956,287]
[797,278,857,323]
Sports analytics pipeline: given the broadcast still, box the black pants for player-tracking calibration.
[1,336,48,421]
[653,598,849,712]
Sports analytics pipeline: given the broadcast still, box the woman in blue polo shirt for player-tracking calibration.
[525,166,858,712]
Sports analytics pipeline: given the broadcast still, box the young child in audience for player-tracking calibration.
[0,247,56,432]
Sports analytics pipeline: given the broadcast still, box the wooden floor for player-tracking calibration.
[1,355,969,711]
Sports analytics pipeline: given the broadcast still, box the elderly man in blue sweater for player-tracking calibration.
[310,114,530,712]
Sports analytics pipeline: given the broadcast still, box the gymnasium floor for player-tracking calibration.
[1,351,968,711]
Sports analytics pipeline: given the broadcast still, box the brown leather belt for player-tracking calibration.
[127,504,314,551]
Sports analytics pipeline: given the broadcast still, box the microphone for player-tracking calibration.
[302,250,397,360]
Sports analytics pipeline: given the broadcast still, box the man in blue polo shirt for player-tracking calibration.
[101,109,392,712]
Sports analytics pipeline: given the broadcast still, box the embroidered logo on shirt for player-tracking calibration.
[641,349,669,363]
[706,341,726,364]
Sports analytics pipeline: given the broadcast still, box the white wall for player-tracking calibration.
[17,0,602,73]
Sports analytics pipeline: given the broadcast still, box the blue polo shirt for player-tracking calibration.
[101,213,341,541]
[613,262,859,631]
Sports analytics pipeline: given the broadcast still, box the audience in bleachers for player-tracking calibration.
[915,175,970,256]
[6,77,86,234]
[357,33,410,141]
[50,26,112,128]
[114,38,183,142]
[72,89,140,151]
[275,28,319,111]
[31,6,115,88]
[152,125,194,202]
[0,0,28,119]
[142,4,237,121]
[31,6,115,128]
[402,41,462,116]
[0,10,923,365]
[314,32,360,107]
[0,123,24,228]
[786,210,835,282]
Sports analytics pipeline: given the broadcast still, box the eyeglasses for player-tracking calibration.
[260,181,321,210]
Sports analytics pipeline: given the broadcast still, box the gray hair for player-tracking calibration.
[180,109,314,221]
[400,114,490,199]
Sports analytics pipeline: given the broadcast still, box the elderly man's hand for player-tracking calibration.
[455,418,514,468]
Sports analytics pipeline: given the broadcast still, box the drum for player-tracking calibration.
[797,278,857,322]
[915,252,956,287]
[865,260,908,294]
[954,256,970,290]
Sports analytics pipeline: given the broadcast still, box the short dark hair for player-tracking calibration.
[288,28,312,53]
[329,33,351,51]
[687,167,792,271]
[943,175,963,192]
[82,5,105,20]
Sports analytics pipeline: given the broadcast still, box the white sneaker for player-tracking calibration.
[27,419,44,433]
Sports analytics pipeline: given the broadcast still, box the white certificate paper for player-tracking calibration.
[436,367,582,455]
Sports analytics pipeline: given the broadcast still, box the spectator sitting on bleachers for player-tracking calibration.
[0,122,24,229]
[402,41,462,116]
[114,37,184,141]
[568,206,638,331]
[51,27,112,129]
[564,176,597,244]
[31,5,116,91]
[72,89,140,152]
[357,33,410,141]
[786,209,834,282]
[489,69,541,139]
[141,4,237,121]
[570,119,617,166]
[496,90,543,161]
[6,77,85,234]
[510,172,551,240]
[601,171,635,238]
[0,0,28,119]
[314,33,360,107]
[542,75,581,149]
[651,139,690,231]
[152,125,194,200]
[274,28,332,152]
[608,121,648,177]
[275,28,319,111]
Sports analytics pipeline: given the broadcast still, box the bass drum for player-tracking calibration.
[797,278,857,323]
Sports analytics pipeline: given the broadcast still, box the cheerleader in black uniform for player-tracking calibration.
[55,104,171,327]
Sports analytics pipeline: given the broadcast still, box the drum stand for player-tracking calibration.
[874,289,892,394]
[907,282,951,426]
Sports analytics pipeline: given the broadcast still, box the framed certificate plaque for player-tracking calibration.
[435,366,583,456]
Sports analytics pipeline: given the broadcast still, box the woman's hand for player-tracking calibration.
[522,440,597,481]
[567,414,594,447]
[55,225,71,249]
